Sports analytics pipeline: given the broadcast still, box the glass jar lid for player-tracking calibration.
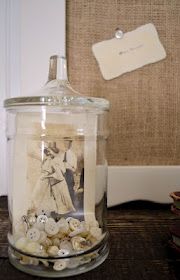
[4,56,109,111]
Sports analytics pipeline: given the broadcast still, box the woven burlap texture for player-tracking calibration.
[66,0,180,165]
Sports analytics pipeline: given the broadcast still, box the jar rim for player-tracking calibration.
[4,95,109,111]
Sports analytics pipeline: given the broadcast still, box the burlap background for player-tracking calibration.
[66,0,180,165]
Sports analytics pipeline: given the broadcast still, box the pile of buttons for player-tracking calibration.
[13,210,103,271]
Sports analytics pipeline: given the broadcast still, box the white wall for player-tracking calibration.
[20,0,65,96]
[0,0,65,195]
[0,0,8,196]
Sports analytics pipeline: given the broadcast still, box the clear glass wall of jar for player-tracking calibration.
[4,56,109,277]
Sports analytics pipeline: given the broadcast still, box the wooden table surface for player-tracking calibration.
[0,196,179,280]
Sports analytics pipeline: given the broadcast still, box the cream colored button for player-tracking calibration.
[60,240,73,252]
[90,227,102,240]
[15,237,28,251]
[26,228,40,242]
[25,242,41,254]
[69,218,81,231]
[45,218,59,236]
[39,231,47,243]
[52,237,60,247]
[53,260,67,271]
[47,245,59,256]
[40,260,49,267]
[20,257,39,266]
[66,217,73,222]
[69,221,89,237]
[79,222,90,237]
[20,256,32,265]
[86,235,96,245]
[38,248,48,257]
[57,249,69,257]
[69,229,82,237]
[28,216,37,226]
[71,236,87,251]
[79,256,92,264]
[56,232,66,240]
[41,237,53,247]
[57,218,69,233]
[86,252,99,259]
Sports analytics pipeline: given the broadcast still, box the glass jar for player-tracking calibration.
[4,56,109,277]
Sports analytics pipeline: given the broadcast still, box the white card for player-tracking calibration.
[92,23,166,80]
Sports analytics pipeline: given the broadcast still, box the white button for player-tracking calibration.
[69,218,81,231]
[26,228,40,242]
[37,215,48,224]
[47,245,59,256]
[45,218,59,236]
[53,260,67,271]
[57,249,70,257]
[57,218,69,233]
[60,240,73,252]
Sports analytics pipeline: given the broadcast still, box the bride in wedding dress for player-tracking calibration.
[31,143,75,215]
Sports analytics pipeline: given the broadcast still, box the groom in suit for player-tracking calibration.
[63,140,77,202]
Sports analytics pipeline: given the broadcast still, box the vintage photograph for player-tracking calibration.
[27,138,84,219]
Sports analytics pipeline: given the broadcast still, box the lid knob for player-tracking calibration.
[48,55,68,82]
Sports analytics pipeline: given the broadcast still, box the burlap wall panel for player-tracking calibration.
[66,0,180,165]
